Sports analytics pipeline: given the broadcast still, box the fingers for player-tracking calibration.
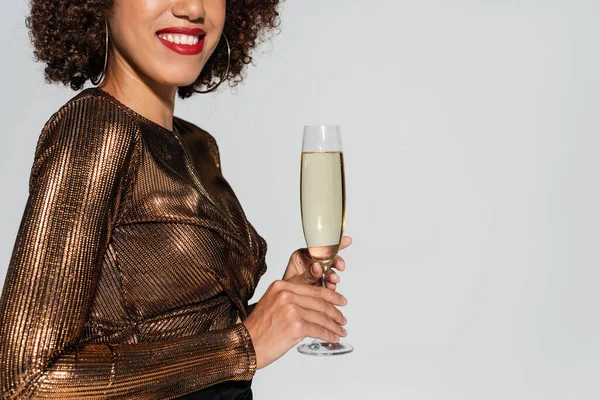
[291,248,313,266]
[332,256,346,272]
[286,262,323,285]
[299,307,347,338]
[285,281,347,307]
[324,269,338,291]
[326,269,340,283]
[286,292,346,326]
[275,282,347,342]
[310,260,343,277]
[302,322,341,343]
[248,279,350,370]
[314,266,340,290]
[289,261,341,286]
[287,237,350,285]
[339,236,352,251]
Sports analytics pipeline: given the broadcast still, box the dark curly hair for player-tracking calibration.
[26,0,281,99]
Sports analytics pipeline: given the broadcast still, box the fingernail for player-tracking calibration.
[342,327,347,336]
[342,316,347,325]
[341,295,348,305]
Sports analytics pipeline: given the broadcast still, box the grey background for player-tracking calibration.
[2,0,599,399]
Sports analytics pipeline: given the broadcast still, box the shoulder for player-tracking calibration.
[31,88,141,186]
[36,88,141,161]
[42,88,141,142]
[174,116,221,169]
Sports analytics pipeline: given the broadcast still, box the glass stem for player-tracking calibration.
[320,261,331,288]
[309,268,328,346]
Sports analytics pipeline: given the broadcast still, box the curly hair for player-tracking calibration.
[26,0,281,99]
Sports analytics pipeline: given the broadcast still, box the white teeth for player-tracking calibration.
[159,33,199,46]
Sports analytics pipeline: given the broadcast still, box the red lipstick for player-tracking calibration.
[156,27,206,56]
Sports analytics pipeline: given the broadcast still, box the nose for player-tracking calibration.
[172,0,206,21]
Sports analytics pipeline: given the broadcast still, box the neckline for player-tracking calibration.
[88,87,179,135]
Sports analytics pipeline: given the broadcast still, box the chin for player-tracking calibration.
[172,78,200,88]
[152,70,203,89]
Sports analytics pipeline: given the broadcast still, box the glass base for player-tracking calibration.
[297,340,354,356]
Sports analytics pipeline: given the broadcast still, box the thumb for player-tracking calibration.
[288,262,323,285]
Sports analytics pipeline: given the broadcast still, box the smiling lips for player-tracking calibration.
[156,27,206,55]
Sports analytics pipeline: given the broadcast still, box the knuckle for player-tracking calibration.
[277,290,291,304]
[271,280,285,291]
[288,251,299,264]
[310,285,321,297]
[291,320,304,335]
[285,303,298,317]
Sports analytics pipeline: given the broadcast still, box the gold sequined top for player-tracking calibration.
[0,87,267,399]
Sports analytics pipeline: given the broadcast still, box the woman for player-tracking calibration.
[0,0,351,399]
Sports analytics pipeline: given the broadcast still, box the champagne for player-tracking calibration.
[297,125,354,356]
[300,151,346,269]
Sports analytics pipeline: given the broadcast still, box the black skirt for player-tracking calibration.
[175,379,253,400]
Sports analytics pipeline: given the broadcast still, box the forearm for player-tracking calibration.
[3,324,256,399]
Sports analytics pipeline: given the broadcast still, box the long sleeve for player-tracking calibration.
[0,97,257,399]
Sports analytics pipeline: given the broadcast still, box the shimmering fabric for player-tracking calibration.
[0,87,267,399]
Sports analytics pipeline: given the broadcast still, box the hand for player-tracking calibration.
[243,280,348,370]
[282,236,352,290]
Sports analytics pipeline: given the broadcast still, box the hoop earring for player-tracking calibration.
[91,19,109,86]
[194,34,231,94]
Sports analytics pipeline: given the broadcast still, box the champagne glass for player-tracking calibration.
[297,125,354,356]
